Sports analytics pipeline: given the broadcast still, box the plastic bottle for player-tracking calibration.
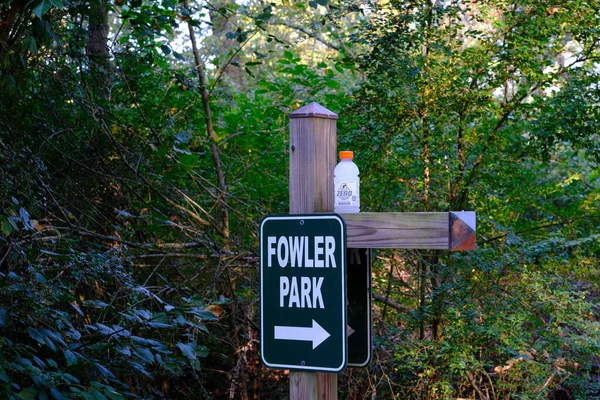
[334,151,360,213]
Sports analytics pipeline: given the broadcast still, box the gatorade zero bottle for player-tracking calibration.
[334,151,360,213]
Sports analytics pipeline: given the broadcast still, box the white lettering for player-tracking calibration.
[279,276,326,309]
[325,236,336,268]
[267,235,337,269]
[288,277,300,307]
[267,236,277,267]
[301,277,312,308]
[314,236,324,268]
[280,277,289,307]
[277,236,289,267]
[312,277,324,308]
[289,236,303,267]
[303,236,314,268]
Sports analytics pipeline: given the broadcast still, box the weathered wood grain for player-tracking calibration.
[290,372,317,400]
[289,104,337,214]
[289,103,338,400]
[342,211,476,251]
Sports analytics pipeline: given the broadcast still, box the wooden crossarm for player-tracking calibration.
[341,211,476,251]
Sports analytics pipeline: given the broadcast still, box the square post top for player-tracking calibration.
[290,102,338,120]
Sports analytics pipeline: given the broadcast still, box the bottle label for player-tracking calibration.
[334,180,360,208]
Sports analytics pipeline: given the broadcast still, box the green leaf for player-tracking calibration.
[308,0,318,8]
[176,342,197,360]
[0,366,9,383]
[32,355,47,368]
[50,387,66,400]
[23,37,37,54]
[89,300,109,308]
[104,390,125,400]
[160,44,171,55]
[18,388,38,400]
[87,390,107,400]
[133,347,155,363]
[70,302,84,316]
[2,219,13,236]
[32,0,52,18]
[325,79,340,89]
[130,336,162,347]
[94,363,116,379]
[29,37,38,54]
[130,362,152,378]
[64,350,77,366]
[35,272,47,285]
[195,345,209,358]
[178,153,196,166]
[42,329,65,346]
[316,0,328,5]
[62,373,79,384]
[189,309,218,320]
[0,308,12,328]
[147,321,172,328]
[40,249,63,257]
[182,317,208,332]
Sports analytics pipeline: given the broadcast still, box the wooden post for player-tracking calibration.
[289,102,338,400]
[279,102,476,399]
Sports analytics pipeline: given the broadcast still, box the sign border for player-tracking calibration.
[259,213,347,372]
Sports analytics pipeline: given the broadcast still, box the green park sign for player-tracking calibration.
[260,214,347,372]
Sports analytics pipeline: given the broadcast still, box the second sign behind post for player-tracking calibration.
[347,248,372,367]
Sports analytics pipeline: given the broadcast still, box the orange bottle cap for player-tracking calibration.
[339,151,354,159]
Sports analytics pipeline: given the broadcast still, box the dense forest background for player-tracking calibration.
[1,0,599,398]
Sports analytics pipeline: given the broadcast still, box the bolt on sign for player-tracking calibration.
[260,214,347,372]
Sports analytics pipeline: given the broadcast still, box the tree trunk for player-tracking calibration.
[207,0,243,86]
[87,0,111,95]
[0,0,27,58]
[185,0,230,244]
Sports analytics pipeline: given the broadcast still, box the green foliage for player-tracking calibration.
[0,220,225,399]
[339,0,600,398]
[1,0,599,398]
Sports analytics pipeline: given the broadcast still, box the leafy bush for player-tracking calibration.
[0,246,222,399]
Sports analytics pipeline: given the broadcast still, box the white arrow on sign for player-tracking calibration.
[274,319,330,349]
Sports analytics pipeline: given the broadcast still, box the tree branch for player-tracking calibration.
[271,20,340,51]
[372,291,411,313]
[185,0,230,243]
